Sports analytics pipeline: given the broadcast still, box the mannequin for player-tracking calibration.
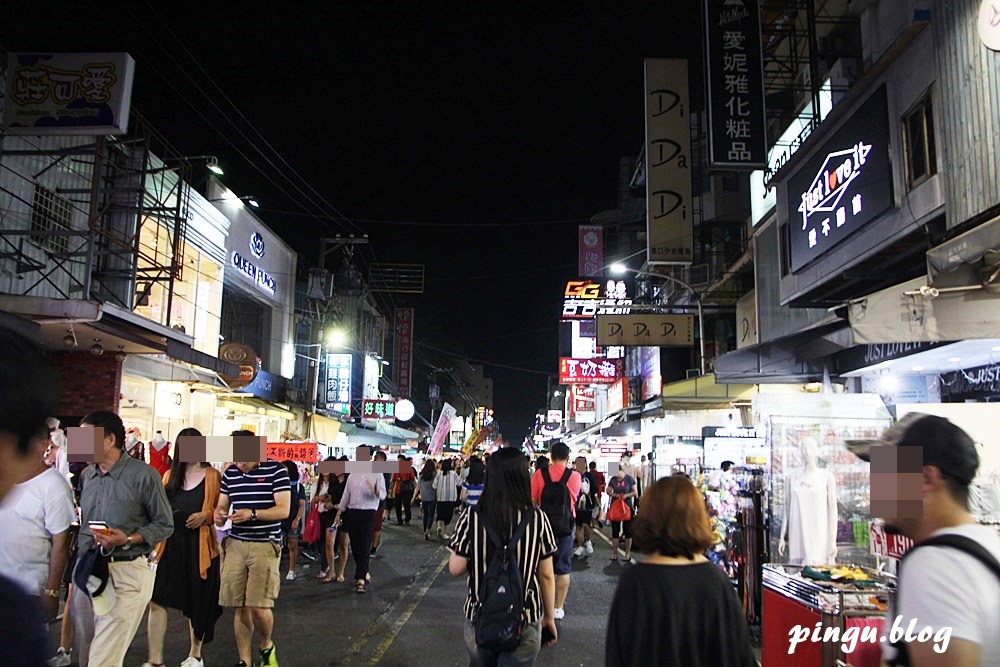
[149,430,171,476]
[778,437,838,565]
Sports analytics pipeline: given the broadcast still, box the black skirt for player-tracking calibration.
[151,482,223,642]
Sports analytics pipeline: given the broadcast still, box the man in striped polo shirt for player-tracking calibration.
[214,430,290,667]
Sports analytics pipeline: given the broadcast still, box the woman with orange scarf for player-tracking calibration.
[142,428,223,667]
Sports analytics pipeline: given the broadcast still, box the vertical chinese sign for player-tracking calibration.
[325,353,352,416]
[703,0,767,169]
[578,225,604,276]
[644,59,693,265]
[429,402,456,457]
[393,308,414,399]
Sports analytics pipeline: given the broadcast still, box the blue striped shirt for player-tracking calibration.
[221,462,291,542]
[462,482,484,507]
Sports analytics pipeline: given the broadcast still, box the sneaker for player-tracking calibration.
[370,544,379,557]
[554,607,565,620]
[48,648,71,667]
[317,568,329,579]
[573,546,585,558]
[259,644,278,667]
[585,540,594,554]
[180,658,205,667]
[285,570,296,581]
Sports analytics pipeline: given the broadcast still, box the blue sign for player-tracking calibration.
[236,369,286,403]
[326,353,352,416]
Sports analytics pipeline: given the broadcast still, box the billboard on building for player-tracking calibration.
[644,59,693,265]
[559,357,623,385]
[3,52,135,135]
[325,353,352,416]
[595,313,694,347]
[703,0,767,169]
[786,85,892,272]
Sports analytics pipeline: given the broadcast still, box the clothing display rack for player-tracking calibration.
[734,468,767,627]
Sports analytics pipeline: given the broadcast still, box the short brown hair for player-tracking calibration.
[633,476,714,559]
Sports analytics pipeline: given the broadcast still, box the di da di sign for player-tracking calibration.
[787,85,892,272]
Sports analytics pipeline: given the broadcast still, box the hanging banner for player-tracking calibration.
[393,308,414,398]
[559,357,623,384]
[461,429,480,456]
[596,313,694,346]
[429,402,456,456]
[266,441,319,464]
[578,225,604,276]
[644,58,693,265]
[703,0,767,168]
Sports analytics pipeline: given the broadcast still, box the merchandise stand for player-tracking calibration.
[762,565,889,667]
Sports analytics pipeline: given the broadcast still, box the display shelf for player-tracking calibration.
[763,564,890,615]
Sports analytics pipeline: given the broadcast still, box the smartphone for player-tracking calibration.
[541,625,556,646]
[88,520,111,535]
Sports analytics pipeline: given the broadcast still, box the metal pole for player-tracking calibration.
[696,298,706,376]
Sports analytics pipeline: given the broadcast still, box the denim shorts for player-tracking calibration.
[553,533,575,576]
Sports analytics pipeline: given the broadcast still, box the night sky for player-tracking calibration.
[2,1,701,438]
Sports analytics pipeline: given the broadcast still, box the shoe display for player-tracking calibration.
[47,647,71,667]
[259,644,278,667]
[585,540,594,554]
[554,607,565,620]
[180,658,205,667]
[285,570,296,580]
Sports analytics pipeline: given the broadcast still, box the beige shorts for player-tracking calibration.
[219,538,281,608]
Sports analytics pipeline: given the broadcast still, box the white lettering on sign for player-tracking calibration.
[231,250,276,296]
[798,141,871,231]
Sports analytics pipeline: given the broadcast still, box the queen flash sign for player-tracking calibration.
[559,357,623,385]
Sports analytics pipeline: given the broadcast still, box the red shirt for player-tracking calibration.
[530,463,582,517]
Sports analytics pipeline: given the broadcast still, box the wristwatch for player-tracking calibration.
[42,588,60,598]
[251,508,257,521]
[123,535,132,550]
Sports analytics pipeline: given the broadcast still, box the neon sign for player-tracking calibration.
[798,141,870,230]
[561,278,633,320]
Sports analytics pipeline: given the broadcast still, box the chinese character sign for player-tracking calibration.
[361,399,396,420]
[703,0,767,168]
[558,357,623,385]
[393,308,414,399]
[4,52,136,135]
[326,353,352,415]
[644,59,693,265]
[578,225,604,276]
[266,442,319,464]
[786,86,892,272]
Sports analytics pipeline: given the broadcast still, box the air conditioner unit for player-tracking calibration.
[307,268,334,301]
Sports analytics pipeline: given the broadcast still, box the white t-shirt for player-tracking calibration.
[882,523,1000,665]
[0,469,76,595]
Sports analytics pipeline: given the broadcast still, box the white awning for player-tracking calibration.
[849,276,1000,343]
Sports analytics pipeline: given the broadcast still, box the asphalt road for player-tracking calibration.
[61,513,632,666]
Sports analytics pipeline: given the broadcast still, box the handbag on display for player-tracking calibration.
[302,506,322,544]
[607,496,632,523]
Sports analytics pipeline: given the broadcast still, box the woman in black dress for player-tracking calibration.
[144,428,223,667]
[605,476,757,667]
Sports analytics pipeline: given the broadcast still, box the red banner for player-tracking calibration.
[393,308,414,398]
[558,357,622,384]
[266,442,319,463]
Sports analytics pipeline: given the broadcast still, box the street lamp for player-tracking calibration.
[609,262,706,376]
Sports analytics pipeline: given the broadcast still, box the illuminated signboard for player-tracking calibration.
[361,399,395,420]
[787,85,892,272]
[231,231,277,296]
[561,277,633,320]
[325,353,352,415]
[559,357,622,384]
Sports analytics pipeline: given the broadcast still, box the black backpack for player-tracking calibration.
[539,467,574,536]
[475,509,532,654]
[888,533,1000,666]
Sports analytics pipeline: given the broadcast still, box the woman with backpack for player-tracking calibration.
[391,455,416,525]
[448,446,559,665]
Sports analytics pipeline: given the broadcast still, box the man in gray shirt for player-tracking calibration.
[72,410,173,667]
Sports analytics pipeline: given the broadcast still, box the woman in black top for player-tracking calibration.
[605,476,756,667]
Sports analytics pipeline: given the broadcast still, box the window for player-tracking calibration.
[779,223,791,276]
[902,95,937,190]
[30,184,73,254]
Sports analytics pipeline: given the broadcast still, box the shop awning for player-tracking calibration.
[660,373,757,410]
[926,212,1000,283]
[311,414,343,446]
[219,396,294,420]
[124,353,227,386]
[848,276,1000,343]
[373,420,420,441]
[564,410,625,447]
[714,316,848,384]
[346,425,407,446]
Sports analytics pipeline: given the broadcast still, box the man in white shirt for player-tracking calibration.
[0,425,76,621]
[875,413,1000,667]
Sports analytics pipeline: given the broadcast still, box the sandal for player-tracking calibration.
[356,581,367,594]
